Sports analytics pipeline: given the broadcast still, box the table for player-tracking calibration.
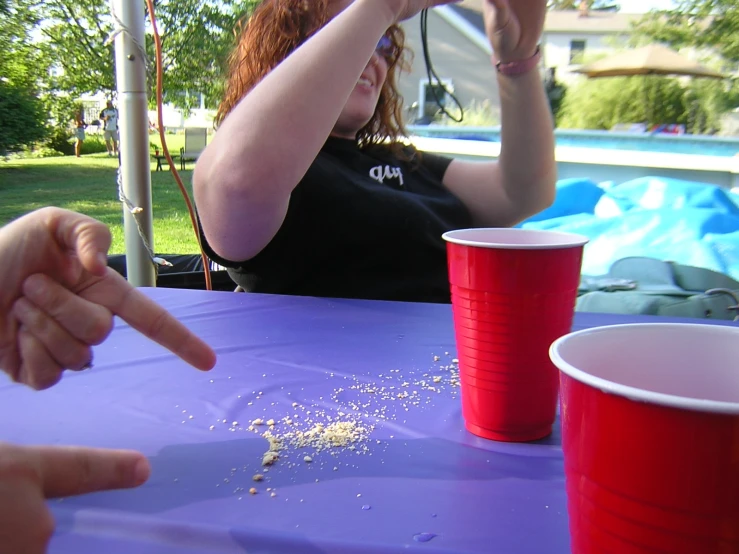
[153,154,178,172]
[1,290,735,553]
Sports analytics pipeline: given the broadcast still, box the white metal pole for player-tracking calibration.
[113,0,155,287]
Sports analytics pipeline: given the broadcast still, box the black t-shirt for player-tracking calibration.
[201,137,473,303]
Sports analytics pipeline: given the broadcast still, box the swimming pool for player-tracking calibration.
[407,126,739,158]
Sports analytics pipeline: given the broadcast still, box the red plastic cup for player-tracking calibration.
[443,228,588,442]
[550,323,739,553]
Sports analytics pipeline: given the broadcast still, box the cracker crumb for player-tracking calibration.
[262,430,283,452]
[303,456,313,463]
[249,487,257,495]
[252,418,264,425]
[262,451,279,466]
[252,474,264,482]
[266,419,276,426]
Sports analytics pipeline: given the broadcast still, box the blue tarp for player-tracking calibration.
[518,177,739,281]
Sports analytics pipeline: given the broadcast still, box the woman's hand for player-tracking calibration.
[483,0,547,63]
[371,0,462,24]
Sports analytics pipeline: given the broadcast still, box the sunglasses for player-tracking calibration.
[375,35,395,60]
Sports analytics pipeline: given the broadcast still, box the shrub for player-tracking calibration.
[46,128,75,156]
[558,76,686,130]
[80,136,109,155]
[25,147,65,158]
[0,81,48,155]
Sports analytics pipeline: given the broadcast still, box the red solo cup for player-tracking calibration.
[453,310,574,335]
[443,228,588,442]
[456,347,536,366]
[451,287,582,317]
[460,382,557,441]
[452,306,509,325]
[550,323,739,553]
[443,229,587,294]
[453,315,578,350]
[453,313,514,333]
[457,343,555,369]
[458,363,551,389]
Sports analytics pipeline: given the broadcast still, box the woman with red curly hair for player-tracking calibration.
[194,0,554,303]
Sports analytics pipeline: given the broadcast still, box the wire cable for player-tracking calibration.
[419,9,464,123]
[144,0,213,290]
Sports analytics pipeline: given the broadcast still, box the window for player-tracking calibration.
[570,40,586,64]
[82,101,100,126]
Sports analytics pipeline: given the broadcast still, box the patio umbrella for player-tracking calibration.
[574,44,725,79]
[573,44,725,128]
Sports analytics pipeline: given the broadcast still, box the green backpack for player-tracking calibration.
[577,257,739,321]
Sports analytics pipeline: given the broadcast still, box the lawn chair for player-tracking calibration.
[180,127,208,171]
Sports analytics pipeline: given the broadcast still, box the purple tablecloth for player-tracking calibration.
[0,289,735,553]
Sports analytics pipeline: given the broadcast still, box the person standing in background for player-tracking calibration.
[99,100,119,157]
[73,108,86,158]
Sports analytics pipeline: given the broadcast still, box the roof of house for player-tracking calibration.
[544,10,639,33]
[448,2,640,35]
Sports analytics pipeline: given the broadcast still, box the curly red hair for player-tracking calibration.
[216,0,411,149]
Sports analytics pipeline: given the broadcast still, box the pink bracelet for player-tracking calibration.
[492,46,541,77]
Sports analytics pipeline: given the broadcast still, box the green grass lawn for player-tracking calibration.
[0,152,201,255]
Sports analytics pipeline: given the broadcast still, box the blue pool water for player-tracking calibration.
[407,126,739,158]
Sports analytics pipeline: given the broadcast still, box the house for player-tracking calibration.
[541,9,639,83]
[398,4,500,123]
[397,2,642,121]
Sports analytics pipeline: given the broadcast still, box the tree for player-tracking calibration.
[1,2,49,91]
[149,0,259,110]
[0,83,48,155]
[556,73,739,133]
[630,0,739,133]
[14,0,259,110]
[0,0,50,154]
[632,0,739,63]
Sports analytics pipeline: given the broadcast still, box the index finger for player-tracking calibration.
[25,445,150,498]
[97,271,217,371]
